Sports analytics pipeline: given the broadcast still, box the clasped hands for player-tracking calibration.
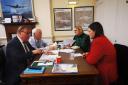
[82,52,88,58]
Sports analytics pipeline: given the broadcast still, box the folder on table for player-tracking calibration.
[24,66,45,74]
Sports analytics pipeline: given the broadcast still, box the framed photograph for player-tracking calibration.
[54,8,72,31]
[1,0,34,19]
[74,6,94,30]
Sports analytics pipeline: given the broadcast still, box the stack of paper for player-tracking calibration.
[52,64,78,73]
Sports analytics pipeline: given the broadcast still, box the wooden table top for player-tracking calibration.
[20,52,99,78]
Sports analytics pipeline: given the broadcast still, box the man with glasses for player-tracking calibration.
[73,26,90,52]
[4,25,43,85]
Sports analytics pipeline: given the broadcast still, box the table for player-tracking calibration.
[20,52,100,85]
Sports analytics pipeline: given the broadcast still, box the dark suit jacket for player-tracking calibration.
[4,36,35,85]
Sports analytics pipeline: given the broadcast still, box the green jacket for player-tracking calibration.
[73,33,90,52]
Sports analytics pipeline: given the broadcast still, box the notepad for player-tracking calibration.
[24,66,45,74]
[52,64,78,73]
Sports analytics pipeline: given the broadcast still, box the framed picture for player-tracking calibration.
[1,0,34,19]
[74,6,94,30]
[54,8,72,31]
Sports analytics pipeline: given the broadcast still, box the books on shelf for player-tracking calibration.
[24,66,45,74]
[52,64,78,73]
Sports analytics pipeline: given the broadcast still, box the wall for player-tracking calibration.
[0,24,7,45]
[1,0,128,46]
[33,0,53,44]
[95,0,128,46]
[51,0,95,41]
[115,0,128,46]
[0,0,95,43]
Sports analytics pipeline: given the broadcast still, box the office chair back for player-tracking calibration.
[114,44,128,85]
[0,45,6,85]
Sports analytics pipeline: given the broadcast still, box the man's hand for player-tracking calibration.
[32,49,43,55]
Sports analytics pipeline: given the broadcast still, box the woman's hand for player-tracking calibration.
[82,52,89,58]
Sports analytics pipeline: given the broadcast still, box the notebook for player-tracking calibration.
[24,66,45,74]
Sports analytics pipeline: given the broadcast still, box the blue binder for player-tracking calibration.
[24,66,45,74]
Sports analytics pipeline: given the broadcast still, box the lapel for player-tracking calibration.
[14,37,26,52]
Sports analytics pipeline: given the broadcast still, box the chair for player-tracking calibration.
[114,44,128,85]
[0,45,6,85]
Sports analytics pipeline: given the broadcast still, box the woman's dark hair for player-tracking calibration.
[88,22,104,38]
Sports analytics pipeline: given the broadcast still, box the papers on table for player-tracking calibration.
[39,54,58,61]
[63,39,75,46]
[59,49,75,53]
[71,46,80,50]
[50,49,75,55]
[50,50,59,55]
[31,61,53,66]
[74,53,82,57]
[52,64,78,73]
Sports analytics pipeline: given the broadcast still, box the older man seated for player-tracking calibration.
[29,28,47,49]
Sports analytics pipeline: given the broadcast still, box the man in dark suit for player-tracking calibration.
[4,25,43,85]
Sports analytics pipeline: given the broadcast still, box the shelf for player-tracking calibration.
[2,22,38,25]
[2,22,37,41]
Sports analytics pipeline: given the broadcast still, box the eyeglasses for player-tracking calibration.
[21,31,31,36]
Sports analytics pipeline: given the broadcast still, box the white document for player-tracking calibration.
[50,49,75,54]
[59,49,75,53]
[74,53,82,57]
[50,50,59,55]
[63,39,75,46]
[39,54,58,61]
[38,61,53,66]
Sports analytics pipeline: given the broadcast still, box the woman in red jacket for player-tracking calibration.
[84,22,118,85]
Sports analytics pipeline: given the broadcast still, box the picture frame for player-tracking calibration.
[1,0,34,19]
[54,8,72,31]
[74,6,94,30]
